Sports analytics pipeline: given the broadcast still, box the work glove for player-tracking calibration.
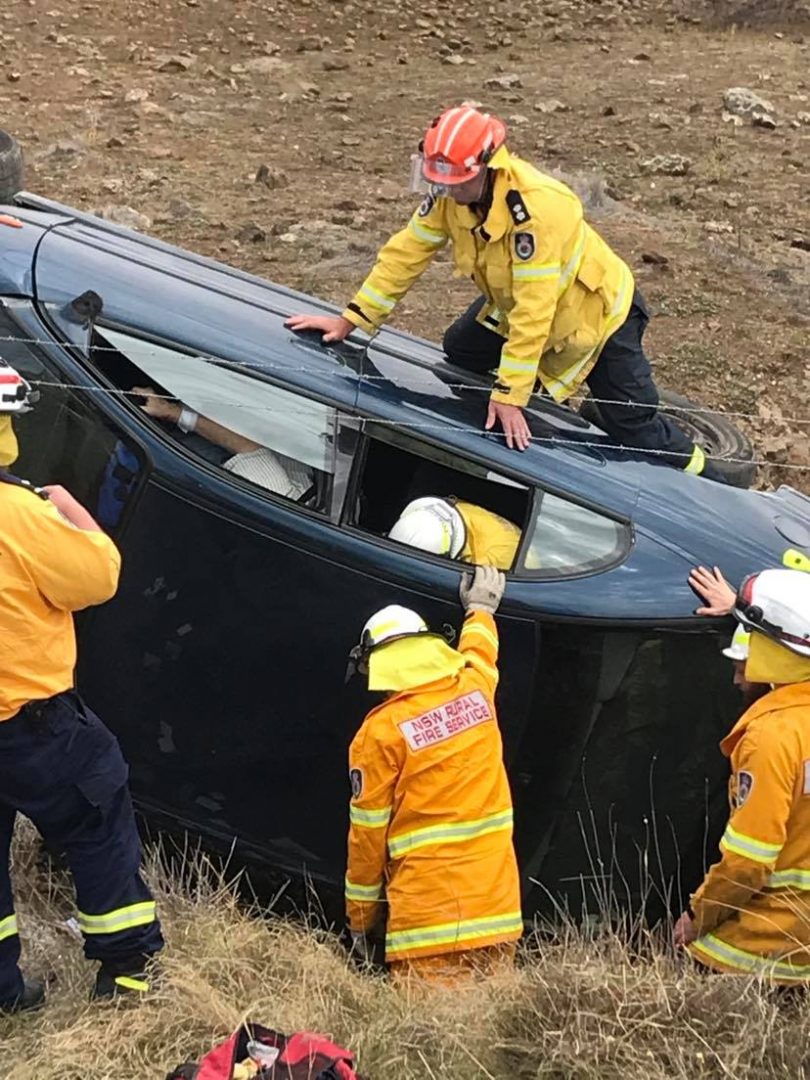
[459,564,505,615]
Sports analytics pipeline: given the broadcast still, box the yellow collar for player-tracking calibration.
[448,148,517,244]
[720,680,810,757]
[368,635,465,693]
[0,417,18,467]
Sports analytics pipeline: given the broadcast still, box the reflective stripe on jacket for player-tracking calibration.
[689,682,810,983]
[342,147,633,406]
[345,611,522,960]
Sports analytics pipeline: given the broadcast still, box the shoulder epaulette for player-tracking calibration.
[0,470,49,499]
[505,190,530,227]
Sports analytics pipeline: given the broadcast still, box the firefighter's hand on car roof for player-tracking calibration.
[689,565,736,617]
[486,401,532,452]
[285,313,354,343]
[460,565,506,615]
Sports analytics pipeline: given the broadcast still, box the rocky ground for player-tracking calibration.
[1,0,808,487]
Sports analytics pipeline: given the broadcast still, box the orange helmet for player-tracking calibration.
[421,105,507,185]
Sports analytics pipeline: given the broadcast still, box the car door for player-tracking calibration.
[8,307,366,887]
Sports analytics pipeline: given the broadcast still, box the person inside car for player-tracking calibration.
[133,386,313,501]
[387,495,520,571]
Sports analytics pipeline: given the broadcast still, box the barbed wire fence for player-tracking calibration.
[4,331,809,476]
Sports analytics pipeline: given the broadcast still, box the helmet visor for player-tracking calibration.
[421,155,481,185]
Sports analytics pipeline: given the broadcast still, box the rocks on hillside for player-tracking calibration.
[640,153,692,176]
[722,86,778,128]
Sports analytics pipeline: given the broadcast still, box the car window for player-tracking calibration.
[0,304,146,533]
[348,424,530,572]
[90,326,340,512]
[520,490,630,577]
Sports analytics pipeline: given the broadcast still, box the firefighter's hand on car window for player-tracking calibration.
[486,401,532,452]
[285,314,354,343]
[689,565,736,617]
[132,386,181,425]
[673,911,698,947]
[460,565,506,615]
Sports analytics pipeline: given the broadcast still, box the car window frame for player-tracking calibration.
[0,301,154,537]
[513,486,633,581]
[337,421,522,572]
[340,419,633,580]
[82,320,358,524]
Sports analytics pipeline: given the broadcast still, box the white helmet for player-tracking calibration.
[388,497,466,559]
[734,568,810,658]
[346,604,429,681]
[0,359,33,414]
[722,623,751,661]
[361,605,428,650]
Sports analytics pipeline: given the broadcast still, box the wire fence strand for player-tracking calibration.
[4,332,810,427]
[4,331,809,473]
[21,378,810,473]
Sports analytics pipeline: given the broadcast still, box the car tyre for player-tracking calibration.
[0,130,24,203]
[579,388,757,489]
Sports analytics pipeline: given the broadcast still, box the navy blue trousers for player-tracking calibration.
[0,691,163,1004]
[443,290,704,471]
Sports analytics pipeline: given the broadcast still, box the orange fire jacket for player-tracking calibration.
[345,611,523,961]
[689,682,810,982]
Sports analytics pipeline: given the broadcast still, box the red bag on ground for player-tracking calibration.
[166,1023,362,1080]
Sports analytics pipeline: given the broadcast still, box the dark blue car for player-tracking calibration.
[3,192,810,920]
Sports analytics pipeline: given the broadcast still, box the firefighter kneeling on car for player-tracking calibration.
[674,568,810,982]
[287,103,722,480]
[0,361,163,1012]
[344,565,522,986]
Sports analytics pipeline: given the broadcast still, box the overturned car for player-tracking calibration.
[2,191,809,922]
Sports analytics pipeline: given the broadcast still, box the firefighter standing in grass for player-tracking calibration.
[0,361,163,1013]
[345,565,522,986]
[674,569,810,982]
[287,104,721,480]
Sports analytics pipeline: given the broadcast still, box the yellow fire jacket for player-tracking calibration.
[0,480,121,720]
[455,499,521,571]
[689,681,810,982]
[343,147,634,406]
[345,610,523,961]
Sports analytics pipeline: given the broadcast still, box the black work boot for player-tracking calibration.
[0,977,46,1015]
[92,955,157,1001]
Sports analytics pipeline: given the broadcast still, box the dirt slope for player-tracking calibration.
[1,0,808,486]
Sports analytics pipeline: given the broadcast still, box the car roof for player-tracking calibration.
[7,193,807,588]
[12,194,644,503]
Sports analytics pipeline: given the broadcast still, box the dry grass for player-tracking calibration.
[3,825,810,1080]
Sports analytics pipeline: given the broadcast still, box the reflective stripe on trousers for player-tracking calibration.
[0,914,17,943]
[78,900,158,935]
